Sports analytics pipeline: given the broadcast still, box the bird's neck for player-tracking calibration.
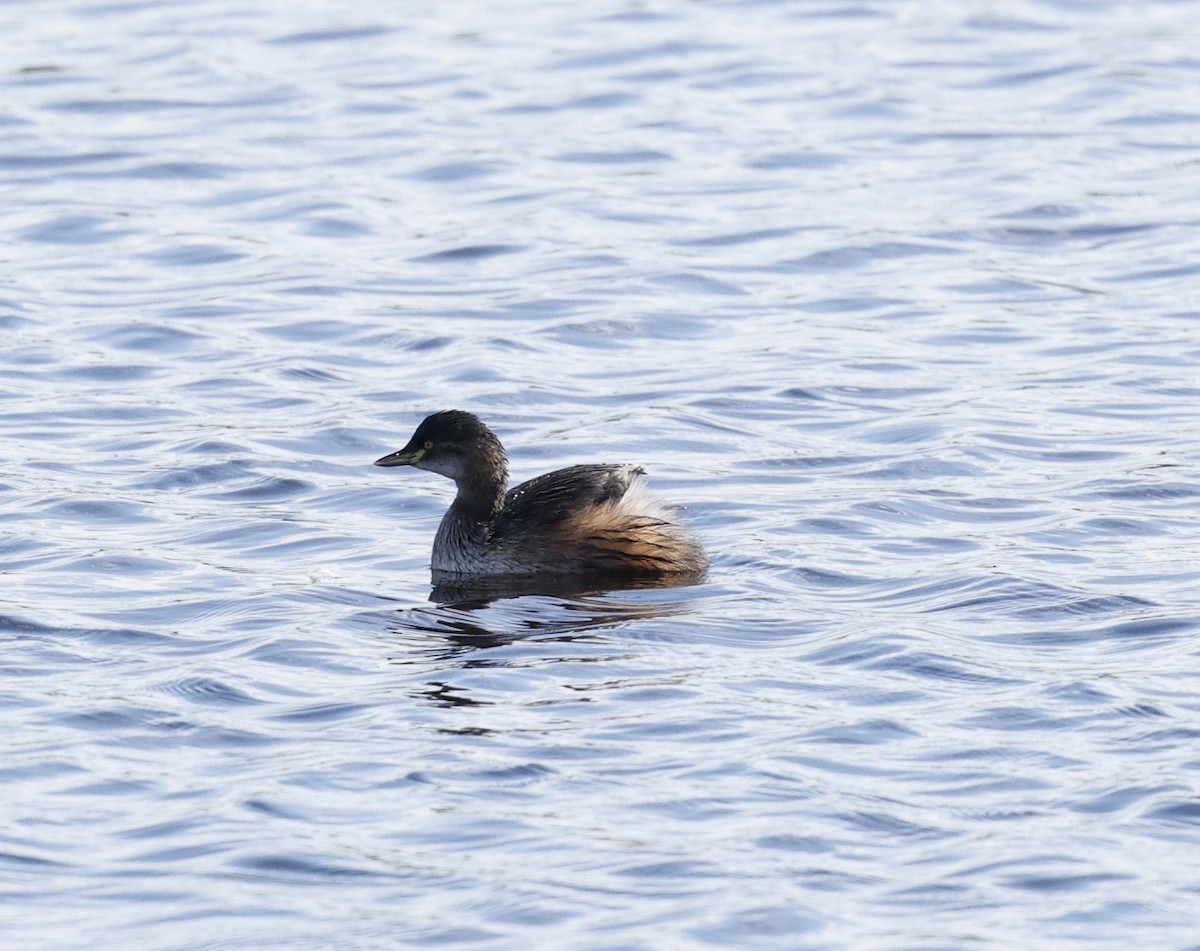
[450,464,507,524]
[432,470,506,570]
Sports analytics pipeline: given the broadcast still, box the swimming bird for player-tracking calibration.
[374,410,707,579]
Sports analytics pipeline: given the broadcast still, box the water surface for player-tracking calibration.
[4,1,1200,948]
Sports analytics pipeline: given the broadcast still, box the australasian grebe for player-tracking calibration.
[374,410,707,578]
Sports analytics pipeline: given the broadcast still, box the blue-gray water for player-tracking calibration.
[4,1,1200,948]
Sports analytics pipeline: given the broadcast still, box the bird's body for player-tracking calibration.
[374,411,707,579]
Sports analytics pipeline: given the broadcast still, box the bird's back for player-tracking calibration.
[491,463,706,576]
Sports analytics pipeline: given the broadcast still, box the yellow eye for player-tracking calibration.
[423,440,434,451]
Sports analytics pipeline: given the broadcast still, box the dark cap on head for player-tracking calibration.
[410,410,496,445]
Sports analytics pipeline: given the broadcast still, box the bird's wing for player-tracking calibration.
[491,464,641,542]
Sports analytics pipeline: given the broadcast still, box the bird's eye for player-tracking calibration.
[423,440,434,451]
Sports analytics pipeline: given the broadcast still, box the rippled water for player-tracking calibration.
[4,1,1200,947]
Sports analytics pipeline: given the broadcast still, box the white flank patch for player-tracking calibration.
[608,467,674,524]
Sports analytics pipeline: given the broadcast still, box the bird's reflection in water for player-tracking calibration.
[390,571,704,657]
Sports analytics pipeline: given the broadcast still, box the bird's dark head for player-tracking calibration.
[374,410,507,486]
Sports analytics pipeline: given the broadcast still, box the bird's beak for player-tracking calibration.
[374,445,424,467]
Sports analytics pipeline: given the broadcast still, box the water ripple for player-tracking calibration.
[4,0,1200,948]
